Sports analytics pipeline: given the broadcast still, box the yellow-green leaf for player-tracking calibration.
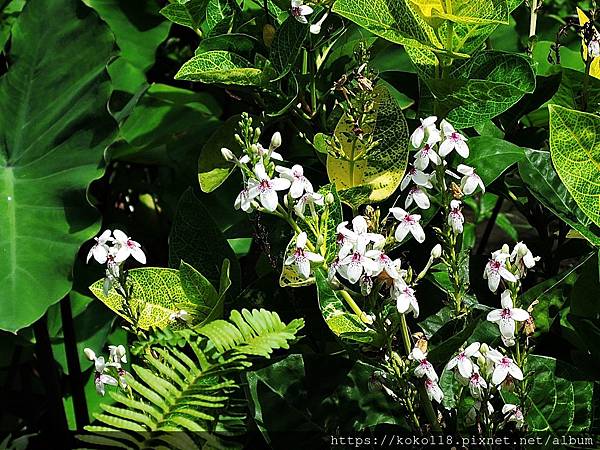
[577,7,600,80]
[409,0,509,25]
[549,105,600,228]
[325,83,409,207]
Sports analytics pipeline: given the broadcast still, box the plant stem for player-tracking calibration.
[339,290,372,324]
[583,56,592,112]
[529,0,539,40]
[60,295,89,429]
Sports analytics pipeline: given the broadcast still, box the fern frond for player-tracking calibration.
[196,308,304,357]
[78,308,303,449]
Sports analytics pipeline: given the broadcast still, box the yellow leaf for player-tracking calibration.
[577,7,600,79]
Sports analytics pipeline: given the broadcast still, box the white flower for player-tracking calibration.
[410,347,438,382]
[431,244,442,259]
[487,290,529,344]
[448,199,464,234]
[457,164,485,195]
[390,207,425,243]
[410,116,440,148]
[365,250,400,280]
[337,240,380,284]
[328,256,341,282]
[446,342,481,378]
[84,347,118,396]
[336,216,384,257]
[87,230,113,264]
[414,144,441,170]
[425,378,444,403]
[108,344,127,366]
[112,230,146,264]
[502,404,525,428]
[294,191,324,217]
[393,284,419,317]
[290,0,313,23]
[511,242,539,276]
[276,164,314,198]
[169,310,192,322]
[234,188,254,212]
[467,368,488,399]
[359,273,373,295]
[483,249,517,292]
[487,352,523,385]
[284,232,324,279]
[248,163,291,212]
[309,11,328,34]
[400,165,431,190]
[405,186,430,210]
[439,120,469,158]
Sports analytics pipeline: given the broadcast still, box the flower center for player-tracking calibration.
[490,260,502,271]
[351,252,362,262]
[500,308,512,319]
[291,6,302,16]
[451,132,460,141]
[500,357,511,367]
[294,248,305,259]
[403,215,415,225]
[259,179,271,191]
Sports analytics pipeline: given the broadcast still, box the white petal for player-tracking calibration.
[500,290,513,309]
[464,342,481,357]
[499,318,516,339]
[412,170,429,186]
[112,229,128,243]
[92,245,109,264]
[352,215,368,234]
[488,272,500,292]
[458,357,473,378]
[456,140,470,158]
[410,128,425,148]
[130,246,146,264]
[271,177,292,191]
[422,116,437,127]
[492,365,509,385]
[100,374,118,387]
[508,363,523,381]
[400,174,411,190]
[254,163,269,180]
[114,246,131,263]
[389,207,407,220]
[438,139,453,157]
[511,308,530,321]
[487,309,502,323]
[297,258,311,279]
[298,4,313,15]
[410,224,426,243]
[462,175,478,195]
[260,189,279,212]
[306,251,324,262]
[499,267,517,282]
[413,190,430,209]
[395,225,409,242]
[296,232,307,249]
[457,164,473,175]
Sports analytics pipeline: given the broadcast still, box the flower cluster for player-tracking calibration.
[445,342,525,428]
[84,345,129,396]
[87,229,146,295]
[410,346,443,403]
[290,0,329,35]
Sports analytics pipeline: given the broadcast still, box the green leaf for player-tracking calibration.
[196,33,257,57]
[179,261,218,309]
[198,115,243,193]
[519,149,600,247]
[89,268,186,330]
[160,0,208,29]
[524,355,594,433]
[325,82,410,207]
[409,0,509,25]
[332,0,442,51]
[0,0,25,52]
[203,0,233,36]
[84,0,171,93]
[169,188,241,295]
[175,50,272,86]
[428,51,536,128]
[269,16,309,76]
[549,105,600,229]
[462,136,524,185]
[0,0,116,332]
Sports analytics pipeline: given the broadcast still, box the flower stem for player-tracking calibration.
[339,290,372,324]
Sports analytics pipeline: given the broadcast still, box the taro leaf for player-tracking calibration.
[314,268,375,343]
[175,50,273,86]
[84,0,171,93]
[549,105,600,228]
[0,0,116,332]
[519,149,600,247]
[198,115,244,193]
[331,0,442,51]
[89,268,185,330]
[462,136,524,185]
[279,184,342,288]
[269,16,309,76]
[326,83,410,207]
[160,0,208,29]
[428,51,535,128]
[169,188,241,295]
[524,355,594,433]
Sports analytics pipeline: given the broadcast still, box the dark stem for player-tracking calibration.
[476,196,504,256]
[60,295,89,429]
[33,314,69,446]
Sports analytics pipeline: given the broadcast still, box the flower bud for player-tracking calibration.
[516,242,529,257]
[501,244,510,254]
[477,354,486,368]
[480,343,489,355]
[430,244,442,259]
[325,193,335,204]
[270,131,282,150]
[84,348,96,361]
[221,147,235,161]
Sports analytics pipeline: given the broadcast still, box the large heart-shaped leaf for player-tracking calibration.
[463,136,524,185]
[270,16,309,76]
[0,0,116,332]
[549,105,600,229]
[325,83,410,207]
